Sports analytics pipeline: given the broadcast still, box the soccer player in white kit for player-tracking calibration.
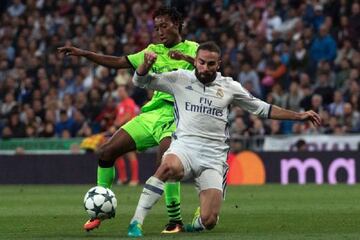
[127,42,321,237]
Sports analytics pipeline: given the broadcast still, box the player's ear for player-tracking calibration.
[217,60,222,70]
[194,56,198,65]
[172,21,180,30]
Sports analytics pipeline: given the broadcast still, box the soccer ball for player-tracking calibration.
[83,186,117,219]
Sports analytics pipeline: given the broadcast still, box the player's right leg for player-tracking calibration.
[84,128,137,231]
[85,115,158,231]
[96,128,137,188]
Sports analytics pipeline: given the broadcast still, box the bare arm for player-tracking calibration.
[270,105,322,127]
[58,46,132,69]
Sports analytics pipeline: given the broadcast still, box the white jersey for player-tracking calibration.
[133,70,271,163]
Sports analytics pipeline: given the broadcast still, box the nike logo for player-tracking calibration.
[185,85,193,90]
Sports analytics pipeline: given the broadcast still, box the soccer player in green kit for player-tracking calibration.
[58,7,198,233]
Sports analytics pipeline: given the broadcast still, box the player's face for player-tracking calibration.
[154,15,180,47]
[194,49,221,84]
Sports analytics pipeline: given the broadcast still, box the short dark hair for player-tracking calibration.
[197,41,222,56]
[153,6,183,33]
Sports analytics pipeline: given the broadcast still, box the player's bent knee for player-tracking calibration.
[96,143,118,163]
[156,160,183,181]
[155,162,174,180]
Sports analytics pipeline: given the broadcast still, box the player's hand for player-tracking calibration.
[144,51,157,67]
[300,110,322,127]
[57,46,87,56]
[169,50,185,60]
[136,52,157,76]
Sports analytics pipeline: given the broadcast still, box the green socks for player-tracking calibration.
[97,166,115,188]
[164,182,182,223]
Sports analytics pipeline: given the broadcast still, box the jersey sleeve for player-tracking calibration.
[230,80,271,118]
[133,70,180,95]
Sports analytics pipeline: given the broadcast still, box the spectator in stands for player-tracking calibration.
[1,126,13,139]
[336,15,351,44]
[25,124,36,138]
[264,5,282,42]
[312,4,325,32]
[40,122,56,138]
[344,78,359,102]
[348,2,360,49]
[335,39,356,65]
[335,59,351,90]
[313,71,335,106]
[310,94,324,113]
[261,52,287,96]
[270,83,287,108]
[7,0,26,17]
[328,91,345,117]
[310,24,337,66]
[1,92,17,118]
[55,110,74,137]
[230,116,248,137]
[7,111,26,138]
[289,39,309,73]
[342,103,360,133]
[267,119,282,135]
[238,62,262,98]
[285,81,303,112]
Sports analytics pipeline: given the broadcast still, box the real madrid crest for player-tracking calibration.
[216,88,224,98]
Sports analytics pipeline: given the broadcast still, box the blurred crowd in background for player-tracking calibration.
[0,0,359,144]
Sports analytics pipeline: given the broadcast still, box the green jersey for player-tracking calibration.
[127,40,198,112]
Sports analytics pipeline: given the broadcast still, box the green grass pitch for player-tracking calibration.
[1,184,360,239]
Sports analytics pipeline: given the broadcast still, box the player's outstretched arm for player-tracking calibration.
[57,46,131,69]
[230,80,321,127]
[269,105,322,127]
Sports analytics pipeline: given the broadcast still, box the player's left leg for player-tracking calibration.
[192,188,222,231]
[184,168,224,232]
[128,153,185,237]
[84,129,137,231]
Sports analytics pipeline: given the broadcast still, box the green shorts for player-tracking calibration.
[121,104,175,151]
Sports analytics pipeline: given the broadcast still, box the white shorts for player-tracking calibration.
[163,138,229,196]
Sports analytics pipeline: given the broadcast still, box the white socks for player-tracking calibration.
[131,176,165,225]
